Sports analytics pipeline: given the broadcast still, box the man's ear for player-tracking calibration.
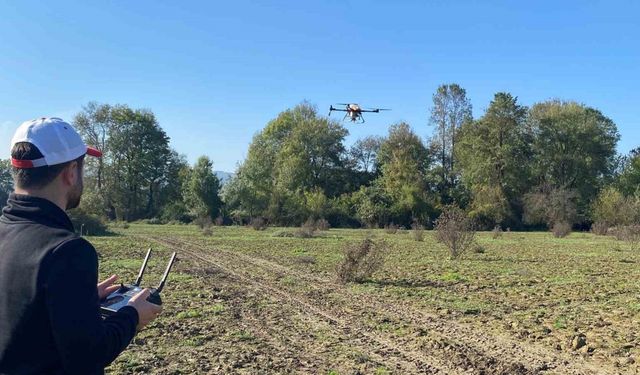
[60,161,78,187]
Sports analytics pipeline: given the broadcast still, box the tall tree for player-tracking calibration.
[457,92,531,227]
[74,103,175,220]
[429,83,472,194]
[616,149,640,196]
[0,160,12,205]
[528,100,619,220]
[350,136,383,173]
[224,103,350,224]
[184,156,223,219]
[376,122,435,224]
[73,102,113,190]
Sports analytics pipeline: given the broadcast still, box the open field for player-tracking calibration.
[98,224,640,374]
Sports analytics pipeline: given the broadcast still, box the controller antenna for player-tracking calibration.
[134,248,152,286]
[155,252,177,294]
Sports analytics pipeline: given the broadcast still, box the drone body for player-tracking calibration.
[328,103,390,124]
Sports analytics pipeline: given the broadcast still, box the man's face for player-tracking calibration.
[65,161,84,210]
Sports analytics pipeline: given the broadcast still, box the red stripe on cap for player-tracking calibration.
[11,158,35,168]
[86,146,103,157]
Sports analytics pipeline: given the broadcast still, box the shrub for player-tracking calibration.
[316,218,330,231]
[384,223,399,234]
[591,222,609,236]
[591,187,637,228]
[491,225,503,239]
[295,219,317,238]
[68,209,109,236]
[194,216,212,229]
[146,217,163,225]
[411,222,425,242]
[617,225,640,250]
[250,217,267,231]
[160,201,191,223]
[473,244,485,254]
[524,186,578,229]
[214,216,224,226]
[552,222,572,238]
[336,238,387,283]
[434,206,476,259]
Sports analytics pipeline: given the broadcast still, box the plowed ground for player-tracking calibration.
[99,225,639,374]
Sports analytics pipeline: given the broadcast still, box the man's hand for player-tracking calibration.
[127,288,162,331]
[97,274,120,300]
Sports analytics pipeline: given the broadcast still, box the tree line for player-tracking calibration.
[1,85,638,232]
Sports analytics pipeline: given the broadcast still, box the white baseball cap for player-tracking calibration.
[10,117,102,169]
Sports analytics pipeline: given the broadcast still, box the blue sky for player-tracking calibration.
[1,0,638,172]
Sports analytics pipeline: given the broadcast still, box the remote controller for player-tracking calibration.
[100,249,177,317]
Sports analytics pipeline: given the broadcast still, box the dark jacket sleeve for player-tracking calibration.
[44,238,139,374]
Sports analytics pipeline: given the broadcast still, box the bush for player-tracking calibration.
[524,186,578,229]
[411,222,425,242]
[160,201,191,223]
[146,217,163,225]
[68,209,109,236]
[591,187,637,228]
[250,217,267,231]
[316,218,330,231]
[336,238,387,283]
[434,206,476,259]
[591,222,609,236]
[473,244,485,254]
[552,222,572,238]
[384,223,399,234]
[295,219,317,238]
[491,225,503,239]
[617,225,640,250]
[214,216,224,226]
[194,216,212,229]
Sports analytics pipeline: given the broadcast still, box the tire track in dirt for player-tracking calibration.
[146,235,458,374]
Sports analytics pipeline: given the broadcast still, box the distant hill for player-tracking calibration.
[214,171,234,184]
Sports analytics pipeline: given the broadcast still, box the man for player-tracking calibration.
[0,117,162,374]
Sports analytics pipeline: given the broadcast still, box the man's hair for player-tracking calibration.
[11,142,84,189]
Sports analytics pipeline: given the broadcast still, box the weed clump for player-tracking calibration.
[552,222,572,238]
[272,230,295,238]
[384,223,399,234]
[434,206,476,259]
[591,222,608,236]
[294,219,317,238]
[337,238,387,283]
[411,221,425,242]
[617,225,640,250]
[316,218,330,231]
[491,225,503,239]
[194,216,212,229]
[250,217,267,231]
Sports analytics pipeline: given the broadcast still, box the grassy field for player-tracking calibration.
[96,224,640,374]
